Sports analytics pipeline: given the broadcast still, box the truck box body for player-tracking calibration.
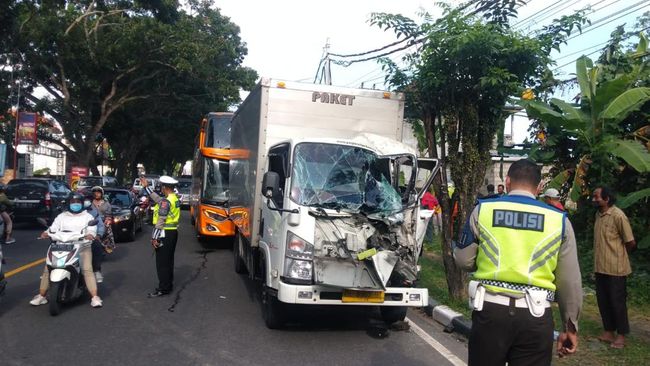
[230,78,436,327]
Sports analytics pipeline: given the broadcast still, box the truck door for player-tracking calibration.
[260,143,291,288]
[414,158,439,251]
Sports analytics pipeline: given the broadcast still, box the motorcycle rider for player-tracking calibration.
[91,186,115,254]
[84,193,106,283]
[29,192,103,308]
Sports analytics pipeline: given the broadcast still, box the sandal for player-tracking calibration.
[597,335,614,343]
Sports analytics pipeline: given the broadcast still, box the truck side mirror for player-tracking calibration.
[262,172,280,200]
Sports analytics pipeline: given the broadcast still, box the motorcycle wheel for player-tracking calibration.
[48,282,64,316]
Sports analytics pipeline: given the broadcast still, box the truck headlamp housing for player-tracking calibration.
[284,258,312,281]
[286,231,313,260]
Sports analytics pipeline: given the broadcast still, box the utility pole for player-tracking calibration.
[314,39,332,85]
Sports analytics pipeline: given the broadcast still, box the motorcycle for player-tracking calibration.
[43,219,97,316]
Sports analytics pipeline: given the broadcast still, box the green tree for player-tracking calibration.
[371,1,587,299]
[524,30,650,249]
[2,0,256,174]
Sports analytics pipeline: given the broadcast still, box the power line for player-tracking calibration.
[565,0,650,42]
[328,36,418,58]
[513,0,564,27]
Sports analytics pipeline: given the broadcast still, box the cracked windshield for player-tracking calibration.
[203,158,229,203]
[290,143,403,215]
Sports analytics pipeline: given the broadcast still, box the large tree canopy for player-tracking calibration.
[1,0,257,177]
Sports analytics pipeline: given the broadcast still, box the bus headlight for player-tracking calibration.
[203,209,228,222]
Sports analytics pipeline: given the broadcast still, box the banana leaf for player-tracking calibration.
[549,98,588,130]
[593,76,631,118]
[546,169,571,190]
[617,188,650,209]
[569,156,590,202]
[576,56,593,102]
[606,138,650,173]
[600,87,650,123]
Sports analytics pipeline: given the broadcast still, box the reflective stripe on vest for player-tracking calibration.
[153,193,180,230]
[474,197,565,292]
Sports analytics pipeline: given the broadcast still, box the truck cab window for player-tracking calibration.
[268,144,290,208]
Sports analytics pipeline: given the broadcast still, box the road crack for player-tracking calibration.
[168,251,209,312]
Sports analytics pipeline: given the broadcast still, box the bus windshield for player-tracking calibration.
[202,158,229,204]
[205,114,231,149]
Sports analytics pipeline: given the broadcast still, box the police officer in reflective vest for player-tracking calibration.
[455,159,582,365]
[141,175,180,298]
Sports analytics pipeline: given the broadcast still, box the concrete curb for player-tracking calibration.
[423,296,472,338]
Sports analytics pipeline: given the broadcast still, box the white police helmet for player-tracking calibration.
[159,175,178,186]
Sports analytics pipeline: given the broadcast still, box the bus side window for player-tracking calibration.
[268,144,290,209]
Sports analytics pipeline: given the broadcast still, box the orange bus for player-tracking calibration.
[190,112,235,241]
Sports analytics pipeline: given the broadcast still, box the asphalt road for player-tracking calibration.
[0,212,468,366]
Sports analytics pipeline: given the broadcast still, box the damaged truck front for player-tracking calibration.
[230,79,438,329]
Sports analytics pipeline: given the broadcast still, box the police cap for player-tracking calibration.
[159,175,178,187]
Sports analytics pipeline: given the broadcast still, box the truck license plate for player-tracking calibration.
[342,289,385,303]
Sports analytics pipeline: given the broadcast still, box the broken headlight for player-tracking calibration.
[284,231,314,282]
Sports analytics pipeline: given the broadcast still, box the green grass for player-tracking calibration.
[419,234,650,365]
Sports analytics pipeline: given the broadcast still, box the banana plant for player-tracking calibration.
[524,34,650,208]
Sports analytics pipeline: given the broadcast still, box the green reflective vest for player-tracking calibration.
[153,193,180,230]
[474,197,565,293]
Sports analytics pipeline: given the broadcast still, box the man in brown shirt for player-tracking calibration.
[592,186,636,349]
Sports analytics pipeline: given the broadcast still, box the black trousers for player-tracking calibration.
[155,229,178,293]
[91,239,103,272]
[595,273,630,335]
[468,301,554,366]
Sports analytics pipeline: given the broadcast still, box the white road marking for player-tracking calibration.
[406,317,467,366]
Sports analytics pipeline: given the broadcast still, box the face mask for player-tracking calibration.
[69,203,83,212]
[84,200,91,208]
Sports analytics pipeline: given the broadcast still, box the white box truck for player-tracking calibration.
[229,78,438,328]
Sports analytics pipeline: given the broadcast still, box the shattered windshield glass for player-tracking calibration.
[202,158,229,203]
[290,143,403,215]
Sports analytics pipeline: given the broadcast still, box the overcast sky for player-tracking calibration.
[214,0,648,143]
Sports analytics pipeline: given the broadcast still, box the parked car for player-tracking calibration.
[132,174,160,192]
[103,188,144,242]
[6,178,72,224]
[76,176,118,190]
[175,177,191,209]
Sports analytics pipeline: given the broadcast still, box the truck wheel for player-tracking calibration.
[380,306,408,324]
[48,282,64,316]
[233,235,247,274]
[261,285,285,329]
[260,258,285,329]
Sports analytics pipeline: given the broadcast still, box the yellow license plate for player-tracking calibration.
[342,289,385,303]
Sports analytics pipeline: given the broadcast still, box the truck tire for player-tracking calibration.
[233,234,247,274]
[380,306,407,324]
[260,258,285,329]
[48,282,64,316]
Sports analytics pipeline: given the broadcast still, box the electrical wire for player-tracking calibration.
[513,0,575,29]
[513,0,582,29]
[565,0,650,42]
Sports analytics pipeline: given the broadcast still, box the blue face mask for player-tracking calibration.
[69,203,83,213]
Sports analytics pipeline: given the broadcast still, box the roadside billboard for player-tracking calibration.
[15,112,38,145]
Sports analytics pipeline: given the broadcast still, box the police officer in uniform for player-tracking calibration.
[141,175,180,298]
[455,159,582,365]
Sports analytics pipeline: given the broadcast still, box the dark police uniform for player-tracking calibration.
[455,190,582,366]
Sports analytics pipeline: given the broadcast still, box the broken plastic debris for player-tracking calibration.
[219,296,227,299]
[357,248,377,261]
